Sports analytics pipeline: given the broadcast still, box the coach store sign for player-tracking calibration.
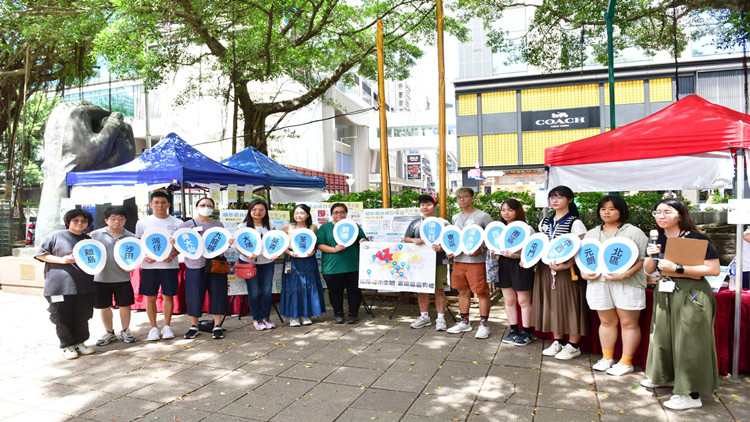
[521,107,600,131]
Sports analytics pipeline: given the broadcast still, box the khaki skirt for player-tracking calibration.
[531,263,589,336]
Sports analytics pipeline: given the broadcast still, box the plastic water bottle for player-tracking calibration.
[728,257,737,291]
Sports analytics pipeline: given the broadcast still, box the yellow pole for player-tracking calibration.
[377,20,390,208]
[436,0,447,218]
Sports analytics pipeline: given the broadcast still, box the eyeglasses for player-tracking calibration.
[332,211,346,215]
[456,195,471,200]
[652,211,676,217]
[251,209,265,213]
[549,195,565,200]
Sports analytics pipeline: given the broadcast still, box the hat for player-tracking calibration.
[418,194,438,204]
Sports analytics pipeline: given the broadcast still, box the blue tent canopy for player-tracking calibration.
[66,133,268,186]
[221,146,326,188]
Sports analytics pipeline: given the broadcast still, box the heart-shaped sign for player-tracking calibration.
[290,228,317,256]
[542,233,581,265]
[520,233,549,268]
[461,224,485,255]
[141,229,173,261]
[234,227,263,257]
[575,238,602,275]
[599,237,639,275]
[263,230,290,259]
[483,221,506,254]
[73,239,107,275]
[333,218,360,247]
[419,217,446,246]
[203,227,231,258]
[113,237,145,271]
[439,225,463,256]
[172,228,204,260]
[503,221,532,252]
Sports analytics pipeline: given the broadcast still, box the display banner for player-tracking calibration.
[363,208,422,242]
[73,239,107,275]
[520,233,549,268]
[141,229,173,261]
[202,227,231,258]
[359,242,436,293]
[114,237,145,271]
[599,237,639,275]
[172,228,204,259]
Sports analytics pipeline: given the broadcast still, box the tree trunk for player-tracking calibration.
[234,79,270,155]
[3,97,21,201]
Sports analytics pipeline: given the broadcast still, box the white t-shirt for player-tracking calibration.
[136,214,182,269]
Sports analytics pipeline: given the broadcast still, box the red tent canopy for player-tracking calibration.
[545,95,750,167]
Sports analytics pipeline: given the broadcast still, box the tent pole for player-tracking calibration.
[180,182,186,219]
[266,186,272,209]
[732,148,744,381]
[543,166,549,220]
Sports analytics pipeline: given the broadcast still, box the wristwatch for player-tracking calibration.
[676,264,684,274]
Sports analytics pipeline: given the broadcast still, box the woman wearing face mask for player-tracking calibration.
[280,204,326,326]
[179,197,229,340]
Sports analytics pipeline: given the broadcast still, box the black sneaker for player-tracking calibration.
[347,314,358,324]
[502,329,519,344]
[334,314,345,324]
[184,326,200,339]
[212,326,225,339]
[513,331,533,347]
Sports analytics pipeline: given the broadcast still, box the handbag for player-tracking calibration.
[204,255,230,274]
[235,262,257,279]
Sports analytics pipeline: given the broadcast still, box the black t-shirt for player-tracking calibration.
[657,231,719,261]
[404,217,447,265]
[35,230,95,296]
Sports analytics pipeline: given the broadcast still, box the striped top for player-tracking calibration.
[538,214,586,239]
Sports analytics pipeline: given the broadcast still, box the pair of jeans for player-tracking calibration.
[323,271,361,316]
[244,262,274,321]
[185,268,228,318]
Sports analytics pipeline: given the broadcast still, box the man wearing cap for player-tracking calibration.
[403,194,449,331]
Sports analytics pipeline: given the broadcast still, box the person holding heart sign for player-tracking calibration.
[580,196,648,376]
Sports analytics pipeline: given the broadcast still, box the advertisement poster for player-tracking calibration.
[362,208,421,242]
[219,209,289,232]
[358,242,436,293]
[309,202,364,225]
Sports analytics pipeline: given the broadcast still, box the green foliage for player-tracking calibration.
[710,189,733,204]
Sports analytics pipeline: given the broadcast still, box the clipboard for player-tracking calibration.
[662,237,709,279]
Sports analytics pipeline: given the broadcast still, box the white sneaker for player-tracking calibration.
[75,343,96,356]
[592,357,616,371]
[663,394,702,410]
[435,319,447,331]
[475,324,490,339]
[410,315,431,329]
[606,362,634,376]
[554,343,581,360]
[542,340,563,356]
[446,321,472,334]
[147,327,160,341]
[96,331,117,346]
[289,318,301,327]
[161,325,175,339]
[640,378,673,388]
[63,346,79,360]
[301,317,313,325]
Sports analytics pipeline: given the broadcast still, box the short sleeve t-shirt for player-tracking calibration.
[135,215,182,269]
[35,230,95,296]
[316,221,368,274]
[90,228,136,283]
[451,209,493,264]
[404,217,447,265]
[538,214,587,239]
[583,223,648,288]
[178,218,225,269]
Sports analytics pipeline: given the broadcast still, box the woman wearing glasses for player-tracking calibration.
[641,198,720,410]
[316,203,368,324]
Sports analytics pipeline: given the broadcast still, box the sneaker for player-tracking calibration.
[263,320,276,329]
[184,326,200,339]
[606,362,634,376]
[301,317,313,325]
[347,314,358,324]
[253,321,266,331]
[435,319,448,331]
[592,357,616,372]
[475,324,490,339]
[554,343,581,360]
[75,343,96,355]
[334,314,345,324]
[640,378,673,388]
[663,394,702,410]
[410,315,431,329]
[161,325,175,339]
[212,326,225,339]
[513,331,533,346]
[447,321,472,334]
[120,328,136,343]
[542,340,563,356]
[146,327,160,341]
[289,318,301,327]
[502,329,519,344]
[96,331,117,346]
[63,346,79,360]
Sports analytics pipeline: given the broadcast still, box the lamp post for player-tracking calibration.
[606,0,616,129]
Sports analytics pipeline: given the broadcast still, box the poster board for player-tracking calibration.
[362,208,422,242]
[359,242,436,293]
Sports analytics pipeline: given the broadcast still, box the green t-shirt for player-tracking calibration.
[316,221,368,274]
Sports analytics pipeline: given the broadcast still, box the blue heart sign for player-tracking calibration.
[503,221,531,253]
[172,228,204,260]
[599,237,639,275]
[290,228,317,256]
[233,227,262,257]
[142,229,173,261]
[263,230,290,259]
[483,221,506,254]
[202,227,231,258]
[439,225,463,256]
[333,218,359,247]
[520,233,549,268]
[461,224,485,255]
[419,217,446,246]
[542,233,581,265]
[73,239,107,275]
[575,238,602,275]
[113,237,145,271]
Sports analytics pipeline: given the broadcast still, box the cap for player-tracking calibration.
[418,194,438,204]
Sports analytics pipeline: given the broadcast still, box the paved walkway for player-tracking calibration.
[1,290,748,422]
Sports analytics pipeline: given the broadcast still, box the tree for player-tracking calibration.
[95,0,467,155]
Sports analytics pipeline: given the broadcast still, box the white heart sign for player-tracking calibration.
[73,239,107,275]
[520,233,549,268]
[461,224,485,255]
[419,217,446,246]
[172,228,204,260]
[203,227,231,258]
[542,233,581,265]
[141,229,173,261]
[439,225,463,256]
[502,221,531,253]
[290,228,317,256]
[333,218,359,247]
[113,237,145,271]
[234,227,263,257]
[262,230,290,259]
[483,221,506,254]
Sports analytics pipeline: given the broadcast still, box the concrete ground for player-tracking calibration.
[1,290,749,422]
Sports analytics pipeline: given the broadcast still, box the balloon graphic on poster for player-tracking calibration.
[73,239,107,275]
[333,218,359,247]
[599,237,639,275]
[461,224,484,255]
[290,228,317,256]
[483,221,506,254]
[502,221,531,253]
[234,227,262,257]
[520,233,549,268]
[439,225,463,256]
[575,238,602,275]
[542,233,581,265]
[172,228,204,260]
[113,237,145,271]
[141,229,173,261]
[262,230,290,259]
[202,227,231,258]
[419,217,446,246]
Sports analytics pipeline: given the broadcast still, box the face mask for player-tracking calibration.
[197,207,214,217]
